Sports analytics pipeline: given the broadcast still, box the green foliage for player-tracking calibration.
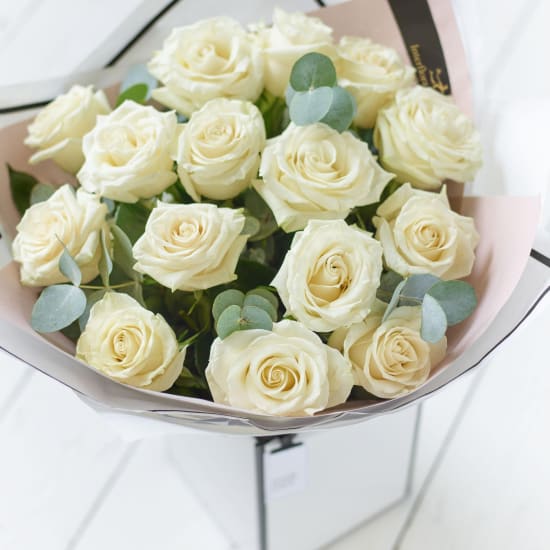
[212,289,244,322]
[115,201,150,243]
[421,294,448,343]
[98,229,113,287]
[319,86,357,133]
[427,280,477,326]
[7,165,38,215]
[115,64,157,107]
[111,225,140,281]
[31,285,87,333]
[30,182,55,205]
[58,245,82,287]
[116,84,149,108]
[78,289,107,331]
[241,216,261,238]
[289,86,333,126]
[243,189,278,241]
[353,179,402,232]
[289,52,337,91]
[357,127,378,155]
[255,90,288,138]
[382,279,406,322]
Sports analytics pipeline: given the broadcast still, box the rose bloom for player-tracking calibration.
[256,123,393,232]
[256,8,335,98]
[373,183,479,280]
[77,101,178,203]
[148,17,263,116]
[272,219,383,332]
[174,98,266,201]
[25,85,111,173]
[374,86,482,190]
[132,202,247,291]
[329,305,447,399]
[206,320,353,416]
[337,37,416,128]
[76,292,185,392]
[12,184,107,287]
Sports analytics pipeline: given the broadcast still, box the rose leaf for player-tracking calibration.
[7,164,38,216]
[31,285,87,333]
[111,225,140,281]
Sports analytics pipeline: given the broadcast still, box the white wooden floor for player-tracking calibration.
[1,1,550,549]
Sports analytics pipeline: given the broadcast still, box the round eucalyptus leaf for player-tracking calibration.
[212,290,245,322]
[243,294,277,321]
[290,52,337,91]
[215,304,243,339]
[31,285,87,333]
[427,280,477,326]
[285,85,296,106]
[30,183,55,205]
[241,305,273,331]
[246,288,279,311]
[289,87,333,126]
[421,294,448,343]
[319,86,357,132]
[401,274,441,301]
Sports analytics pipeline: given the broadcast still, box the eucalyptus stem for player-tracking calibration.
[80,281,136,290]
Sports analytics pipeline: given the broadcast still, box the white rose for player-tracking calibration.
[77,101,178,203]
[24,85,111,174]
[272,219,383,332]
[337,37,416,128]
[255,123,393,232]
[206,320,353,416]
[374,86,482,190]
[373,183,479,279]
[257,8,336,98]
[76,292,185,392]
[174,98,266,201]
[12,184,107,287]
[132,202,247,291]
[148,17,264,116]
[329,305,447,399]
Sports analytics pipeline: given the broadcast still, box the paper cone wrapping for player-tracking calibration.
[0,0,545,435]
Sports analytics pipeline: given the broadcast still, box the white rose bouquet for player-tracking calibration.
[8,8,483,417]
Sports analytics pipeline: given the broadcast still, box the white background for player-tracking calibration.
[1,1,550,549]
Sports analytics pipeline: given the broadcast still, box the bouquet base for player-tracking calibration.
[165,404,419,550]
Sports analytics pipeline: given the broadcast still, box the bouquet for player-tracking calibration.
[5,7,486,419]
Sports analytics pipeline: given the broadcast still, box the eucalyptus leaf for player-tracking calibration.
[7,165,38,215]
[427,280,477,326]
[216,304,243,339]
[78,289,107,331]
[98,229,112,287]
[290,52,337,91]
[31,285,87,333]
[401,274,440,302]
[244,189,278,241]
[289,87,333,126]
[421,294,448,343]
[378,271,404,300]
[240,305,273,331]
[382,279,406,322]
[241,216,261,238]
[246,288,278,311]
[212,289,245,322]
[30,182,55,205]
[243,294,277,321]
[111,225,139,281]
[58,246,82,287]
[101,197,116,215]
[319,86,357,132]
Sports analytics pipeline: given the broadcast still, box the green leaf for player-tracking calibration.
[78,289,107,331]
[115,202,150,243]
[31,285,87,333]
[30,182,55,205]
[243,293,277,321]
[98,229,112,287]
[421,294,448,343]
[401,274,440,302]
[212,289,245,322]
[244,189,278,241]
[246,287,278,312]
[357,127,378,155]
[240,305,273,331]
[382,279,406,322]
[58,245,82,287]
[289,87,333,126]
[101,197,116,215]
[7,165,38,215]
[111,225,139,281]
[377,271,404,300]
[216,304,243,339]
[241,216,261,238]
[116,83,149,108]
[119,64,157,98]
[290,52,337,91]
[427,280,477,326]
[255,89,288,138]
[235,259,277,291]
[319,86,357,132]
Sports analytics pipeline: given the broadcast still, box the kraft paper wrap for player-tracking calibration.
[0,0,543,435]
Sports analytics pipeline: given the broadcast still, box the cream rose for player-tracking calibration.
[206,320,353,416]
[132,202,247,291]
[337,37,416,128]
[24,85,111,173]
[329,305,447,398]
[76,292,185,392]
[12,184,107,287]
[148,17,263,116]
[256,8,336,98]
[256,123,393,232]
[77,101,178,203]
[272,220,383,332]
[373,183,479,279]
[374,86,482,190]
[174,98,266,201]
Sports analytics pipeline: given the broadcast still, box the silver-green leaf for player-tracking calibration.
[240,305,273,331]
[216,304,243,339]
[212,290,245,322]
[31,285,87,333]
[98,229,112,287]
[421,294,448,343]
[289,87,333,126]
[58,246,82,287]
[427,280,477,326]
[401,273,441,302]
[243,294,277,321]
[319,86,357,132]
[246,288,279,311]
[30,182,55,205]
[382,279,406,322]
[111,225,139,281]
[289,52,337,91]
